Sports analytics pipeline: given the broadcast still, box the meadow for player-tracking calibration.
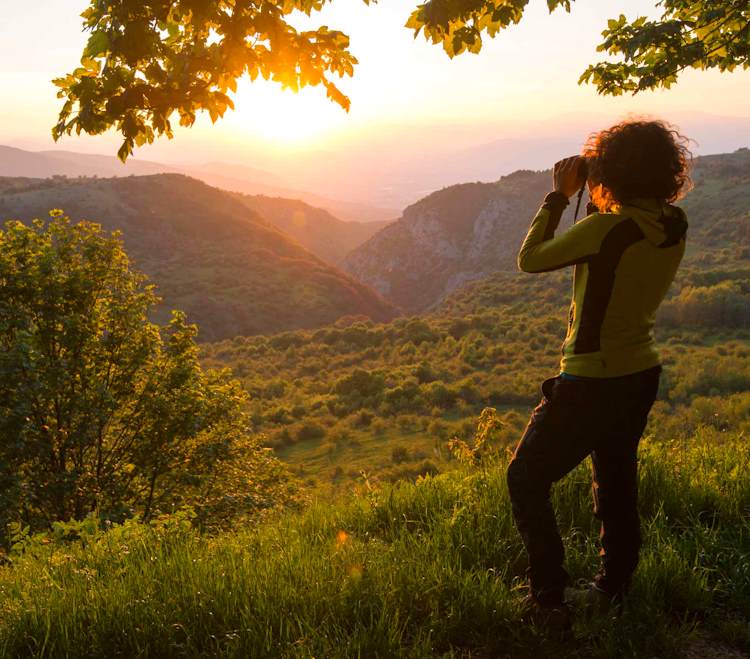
[0,427,747,658]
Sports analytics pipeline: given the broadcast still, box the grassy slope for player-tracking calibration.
[202,267,750,491]
[0,175,397,341]
[1,431,747,658]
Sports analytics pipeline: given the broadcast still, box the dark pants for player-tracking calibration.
[507,366,661,606]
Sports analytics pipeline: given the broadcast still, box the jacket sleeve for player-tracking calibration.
[517,192,605,273]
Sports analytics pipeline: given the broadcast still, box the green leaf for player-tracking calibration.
[84,31,109,58]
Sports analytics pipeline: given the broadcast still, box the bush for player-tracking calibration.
[383,380,423,413]
[353,410,374,428]
[402,318,440,344]
[379,459,440,482]
[267,406,293,424]
[424,381,457,409]
[428,419,452,440]
[295,422,326,443]
[0,213,294,538]
[659,280,750,327]
[332,369,385,400]
[331,369,386,412]
[391,446,410,464]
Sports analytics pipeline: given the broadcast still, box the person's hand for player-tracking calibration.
[553,156,587,198]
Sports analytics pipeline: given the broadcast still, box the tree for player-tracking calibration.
[53,0,362,162]
[54,0,750,160]
[0,212,295,540]
[577,1,750,95]
[406,1,750,95]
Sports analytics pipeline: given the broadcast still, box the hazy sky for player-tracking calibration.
[1,1,749,171]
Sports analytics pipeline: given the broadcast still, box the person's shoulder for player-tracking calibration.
[573,211,620,231]
[661,204,689,245]
[666,203,688,222]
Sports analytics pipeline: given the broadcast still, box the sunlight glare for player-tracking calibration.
[230,78,347,149]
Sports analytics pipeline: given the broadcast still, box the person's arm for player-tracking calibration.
[517,155,605,273]
[517,193,604,273]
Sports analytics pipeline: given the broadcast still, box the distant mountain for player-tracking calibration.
[236,194,391,263]
[0,174,398,340]
[0,145,173,178]
[189,166,398,224]
[193,111,750,210]
[0,145,398,224]
[194,161,281,185]
[343,149,750,312]
[342,170,559,311]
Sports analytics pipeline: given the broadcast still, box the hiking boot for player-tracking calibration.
[563,581,617,614]
[520,593,573,634]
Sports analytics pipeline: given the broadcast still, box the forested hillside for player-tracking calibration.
[679,148,750,260]
[236,194,391,263]
[0,174,397,340]
[344,149,750,311]
[203,262,750,489]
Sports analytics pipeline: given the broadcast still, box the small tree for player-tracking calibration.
[0,211,294,540]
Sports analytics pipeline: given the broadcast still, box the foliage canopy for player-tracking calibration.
[54,0,750,160]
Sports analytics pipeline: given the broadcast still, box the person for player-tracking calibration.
[507,119,691,630]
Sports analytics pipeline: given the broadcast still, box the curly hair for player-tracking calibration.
[582,119,692,211]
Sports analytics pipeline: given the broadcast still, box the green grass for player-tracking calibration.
[1,428,748,658]
[277,424,449,490]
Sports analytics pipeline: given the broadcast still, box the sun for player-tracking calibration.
[229,78,347,148]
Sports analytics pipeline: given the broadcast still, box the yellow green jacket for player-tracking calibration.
[518,192,687,378]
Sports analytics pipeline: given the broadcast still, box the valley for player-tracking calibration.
[0,174,397,341]
[0,147,748,659]
[1,150,748,488]
[3,2,750,655]
[344,149,750,311]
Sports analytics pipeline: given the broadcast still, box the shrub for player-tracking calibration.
[353,410,374,428]
[659,280,750,327]
[295,422,326,443]
[383,380,423,413]
[379,459,440,482]
[371,419,387,437]
[428,419,451,440]
[0,213,294,538]
[402,318,440,344]
[267,406,293,424]
[414,361,438,383]
[424,381,457,409]
[331,369,385,412]
[391,446,410,464]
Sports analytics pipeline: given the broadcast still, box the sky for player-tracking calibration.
[1,0,749,207]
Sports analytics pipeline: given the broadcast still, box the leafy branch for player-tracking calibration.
[54,0,750,160]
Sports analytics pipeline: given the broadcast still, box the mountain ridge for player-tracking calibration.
[0,173,398,340]
[0,145,397,224]
[343,150,750,311]
[236,194,391,263]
